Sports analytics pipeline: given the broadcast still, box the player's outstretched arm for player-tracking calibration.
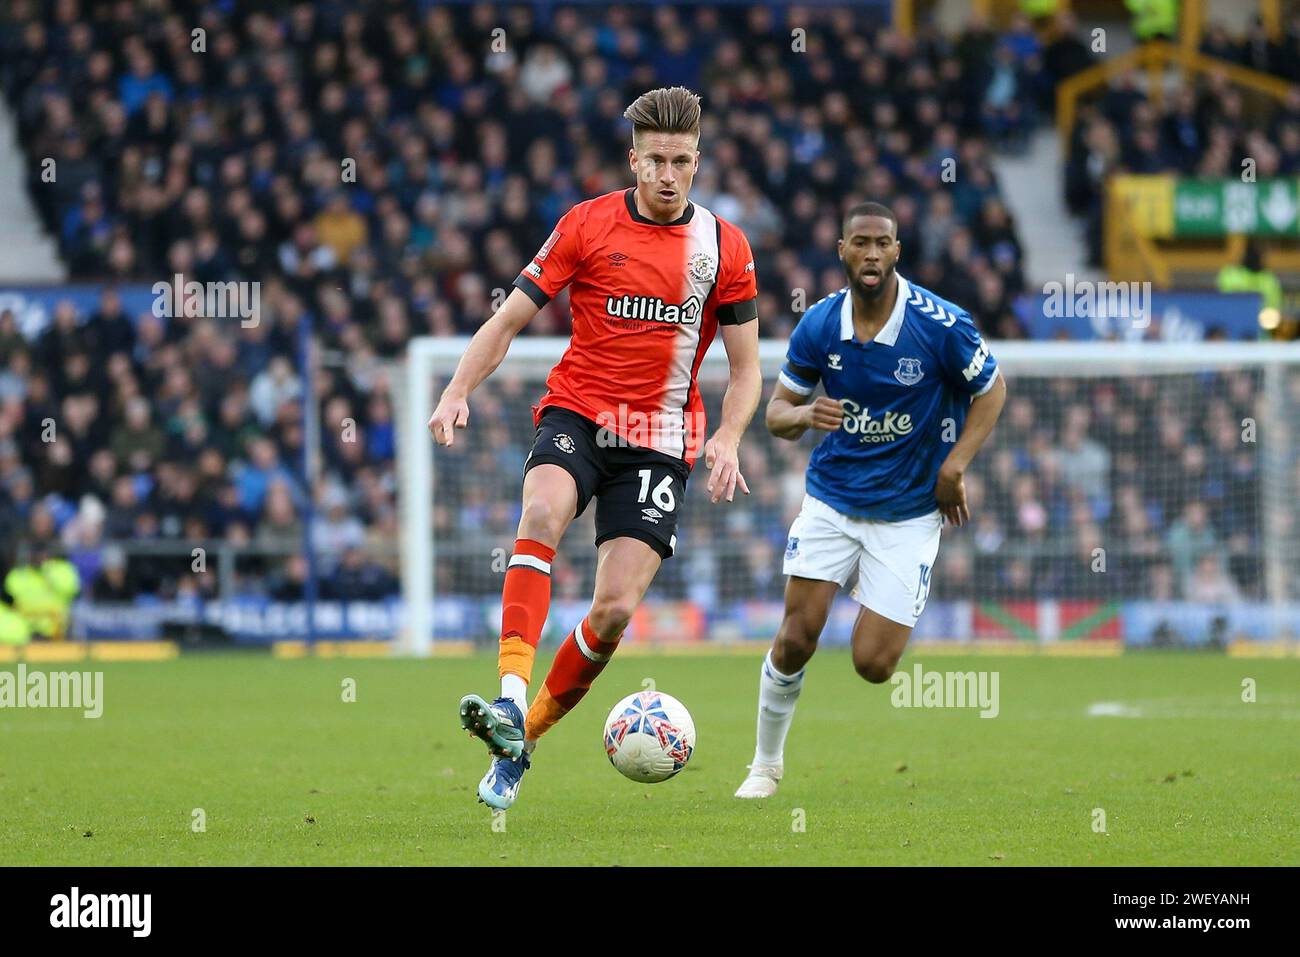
[765,382,843,441]
[702,320,763,503]
[935,371,1008,527]
[428,288,540,447]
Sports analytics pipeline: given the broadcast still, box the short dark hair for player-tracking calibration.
[842,202,898,237]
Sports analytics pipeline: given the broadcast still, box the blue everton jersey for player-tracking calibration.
[778,275,999,521]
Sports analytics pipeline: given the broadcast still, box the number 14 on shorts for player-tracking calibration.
[914,562,932,618]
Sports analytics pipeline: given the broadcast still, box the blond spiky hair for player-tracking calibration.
[624,87,702,148]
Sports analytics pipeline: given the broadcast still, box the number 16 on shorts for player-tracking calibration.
[600,463,687,558]
[637,468,677,512]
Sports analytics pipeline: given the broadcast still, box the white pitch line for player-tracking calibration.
[1086,701,1143,718]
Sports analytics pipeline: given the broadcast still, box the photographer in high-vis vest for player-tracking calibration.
[1217,239,1283,321]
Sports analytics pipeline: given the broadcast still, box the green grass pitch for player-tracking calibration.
[1,651,1296,866]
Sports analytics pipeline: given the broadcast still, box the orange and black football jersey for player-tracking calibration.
[513,188,758,467]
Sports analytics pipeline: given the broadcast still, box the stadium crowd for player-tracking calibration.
[1065,12,1300,267]
[437,366,1272,609]
[0,0,1280,627]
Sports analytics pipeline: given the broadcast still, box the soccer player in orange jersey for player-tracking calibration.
[428,87,762,810]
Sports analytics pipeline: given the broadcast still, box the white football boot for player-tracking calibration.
[734,762,783,799]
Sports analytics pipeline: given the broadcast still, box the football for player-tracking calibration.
[602,690,696,783]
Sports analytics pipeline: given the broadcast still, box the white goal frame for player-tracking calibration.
[395,338,1300,656]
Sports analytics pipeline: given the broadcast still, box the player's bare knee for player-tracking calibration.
[854,655,897,684]
[518,496,565,542]
[588,596,635,641]
[774,616,819,668]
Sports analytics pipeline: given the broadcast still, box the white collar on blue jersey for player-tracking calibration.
[839,274,911,346]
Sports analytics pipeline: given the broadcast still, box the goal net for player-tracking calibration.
[396,339,1300,655]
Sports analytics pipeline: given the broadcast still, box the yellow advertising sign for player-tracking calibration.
[1110,176,1176,238]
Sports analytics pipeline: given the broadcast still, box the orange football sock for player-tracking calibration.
[497,538,556,686]
[525,617,621,740]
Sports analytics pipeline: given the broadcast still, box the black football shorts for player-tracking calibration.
[522,406,691,559]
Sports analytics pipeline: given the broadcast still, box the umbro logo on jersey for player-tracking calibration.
[894,357,924,386]
[827,353,843,370]
[553,434,576,454]
[608,252,628,266]
[641,507,663,523]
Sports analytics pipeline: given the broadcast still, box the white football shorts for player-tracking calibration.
[782,493,943,627]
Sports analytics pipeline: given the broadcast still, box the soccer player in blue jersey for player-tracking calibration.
[735,202,1007,799]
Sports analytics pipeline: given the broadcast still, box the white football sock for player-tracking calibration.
[754,650,805,766]
[501,673,528,711]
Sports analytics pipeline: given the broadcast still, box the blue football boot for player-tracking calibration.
[477,751,531,810]
[459,694,525,758]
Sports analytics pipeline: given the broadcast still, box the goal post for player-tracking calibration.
[396,338,1300,656]
[394,336,762,656]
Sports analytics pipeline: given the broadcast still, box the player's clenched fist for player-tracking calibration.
[804,396,844,432]
[428,392,469,446]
